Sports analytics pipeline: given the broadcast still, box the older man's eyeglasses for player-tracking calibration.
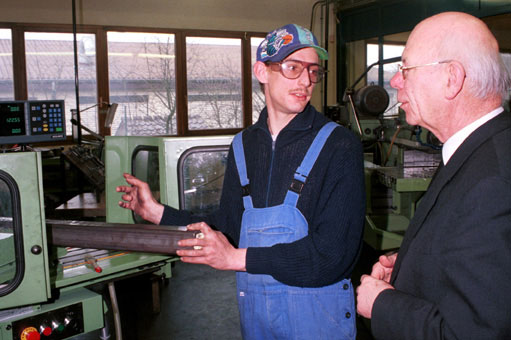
[267,60,326,83]
[398,60,452,79]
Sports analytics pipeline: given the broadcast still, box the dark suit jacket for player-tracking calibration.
[371,111,511,340]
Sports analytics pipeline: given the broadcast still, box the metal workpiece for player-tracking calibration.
[47,220,201,255]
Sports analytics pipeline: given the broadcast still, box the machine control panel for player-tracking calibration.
[11,303,84,340]
[0,100,66,145]
[28,101,64,136]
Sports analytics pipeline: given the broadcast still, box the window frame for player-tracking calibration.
[0,21,266,141]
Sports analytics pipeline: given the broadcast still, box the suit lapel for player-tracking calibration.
[390,112,511,283]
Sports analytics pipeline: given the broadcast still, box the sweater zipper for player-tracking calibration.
[265,137,276,206]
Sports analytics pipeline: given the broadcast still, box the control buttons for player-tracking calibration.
[40,325,52,336]
[51,320,66,333]
[20,317,70,340]
[20,327,40,340]
[28,101,64,136]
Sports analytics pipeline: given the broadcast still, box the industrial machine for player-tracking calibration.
[104,135,233,222]
[0,106,234,339]
[335,60,442,250]
[0,150,203,340]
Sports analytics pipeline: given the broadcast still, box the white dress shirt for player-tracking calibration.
[442,107,504,165]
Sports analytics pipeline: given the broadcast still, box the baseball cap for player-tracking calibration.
[256,24,328,63]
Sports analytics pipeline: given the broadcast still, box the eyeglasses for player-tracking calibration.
[267,59,326,83]
[398,60,452,79]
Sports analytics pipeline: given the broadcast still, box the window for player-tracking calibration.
[367,43,404,116]
[131,146,160,224]
[25,32,97,135]
[1,24,266,140]
[0,171,18,293]
[251,37,265,123]
[0,29,13,101]
[108,32,176,136]
[186,37,242,130]
[179,146,229,214]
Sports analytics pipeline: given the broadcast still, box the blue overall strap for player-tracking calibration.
[284,121,339,206]
[232,131,254,209]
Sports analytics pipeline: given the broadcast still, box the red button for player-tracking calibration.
[21,327,40,340]
[42,326,52,336]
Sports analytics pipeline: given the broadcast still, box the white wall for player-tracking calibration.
[0,0,316,33]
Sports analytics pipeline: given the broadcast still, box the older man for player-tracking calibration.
[118,24,365,339]
[356,11,511,340]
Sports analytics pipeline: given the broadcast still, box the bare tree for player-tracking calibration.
[142,36,177,134]
[186,41,243,130]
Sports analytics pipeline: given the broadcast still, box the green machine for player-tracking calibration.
[0,152,104,339]
[0,151,188,340]
[104,135,234,223]
[0,97,234,339]
[0,134,233,339]
[361,120,441,250]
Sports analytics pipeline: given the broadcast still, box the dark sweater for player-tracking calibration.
[161,104,366,287]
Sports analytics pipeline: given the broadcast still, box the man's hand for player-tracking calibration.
[371,252,398,282]
[116,173,164,224]
[177,222,247,272]
[356,275,394,319]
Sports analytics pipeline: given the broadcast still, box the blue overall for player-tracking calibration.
[232,122,356,340]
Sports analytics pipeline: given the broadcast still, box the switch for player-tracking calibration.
[20,326,40,340]
[40,325,52,336]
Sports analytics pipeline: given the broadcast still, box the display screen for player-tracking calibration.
[0,103,26,137]
[0,100,66,145]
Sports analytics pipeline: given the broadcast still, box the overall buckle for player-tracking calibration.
[289,179,305,194]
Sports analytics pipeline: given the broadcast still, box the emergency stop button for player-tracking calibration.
[20,326,40,340]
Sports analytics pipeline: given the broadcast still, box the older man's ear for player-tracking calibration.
[444,61,466,100]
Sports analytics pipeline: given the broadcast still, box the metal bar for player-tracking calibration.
[46,219,200,255]
[72,0,82,144]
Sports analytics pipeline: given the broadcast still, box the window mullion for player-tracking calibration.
[12,27,28,101]
[241,34,252,128]
[175,31,187,136]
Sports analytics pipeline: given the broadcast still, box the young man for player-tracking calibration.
[356,12,511,339]
[118,24,365,339]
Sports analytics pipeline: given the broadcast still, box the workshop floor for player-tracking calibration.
[73,261,375,340]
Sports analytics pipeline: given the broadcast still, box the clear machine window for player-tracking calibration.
[108,32,176,136]
[0,172,17,292]
[186,37,242,130]
[131,146,160,224]
[25,32,97,135]
[251,37,265,124]
[179,147,229,214]
[0,29,14,101]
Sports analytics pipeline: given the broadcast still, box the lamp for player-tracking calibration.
[70,102,118,144]
[104,103,118,129]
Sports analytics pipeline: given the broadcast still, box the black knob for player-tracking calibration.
[31,245,42,255]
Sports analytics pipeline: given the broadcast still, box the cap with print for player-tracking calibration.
[256,24,328,63]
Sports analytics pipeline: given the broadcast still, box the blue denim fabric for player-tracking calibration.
[233,122,356,340]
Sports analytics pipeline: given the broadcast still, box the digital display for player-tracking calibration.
[0,100,66,145]
[0,103,26,137]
